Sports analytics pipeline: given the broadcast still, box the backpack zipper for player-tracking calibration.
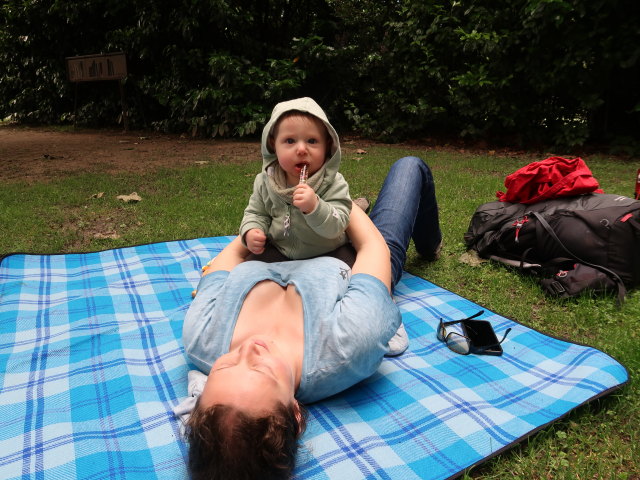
[512,215,529,243]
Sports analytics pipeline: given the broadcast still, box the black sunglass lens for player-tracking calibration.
[446,333,470,355]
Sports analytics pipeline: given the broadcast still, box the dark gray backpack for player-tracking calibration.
[464,193,640,304]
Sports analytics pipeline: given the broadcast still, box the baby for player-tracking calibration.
[240,97,352,261]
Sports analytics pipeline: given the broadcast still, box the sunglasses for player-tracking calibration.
[437,310,511,356]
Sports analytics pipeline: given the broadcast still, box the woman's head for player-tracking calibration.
[200,337,298,415]
[185,400,306,480]
[185,337,305,478]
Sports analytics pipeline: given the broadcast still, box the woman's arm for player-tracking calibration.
[202,236,251,276]
[347,204,392,293]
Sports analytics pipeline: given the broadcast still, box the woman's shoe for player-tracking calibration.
[353,197,371,213]
[422,239,443,262]
[385,323,409,356]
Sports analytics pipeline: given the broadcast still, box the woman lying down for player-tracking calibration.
[175,156,442,480]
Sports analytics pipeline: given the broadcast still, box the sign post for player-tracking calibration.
[66,52,129,131]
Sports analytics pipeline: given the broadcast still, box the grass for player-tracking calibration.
[1,145,638,478]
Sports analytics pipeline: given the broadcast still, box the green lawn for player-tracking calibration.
[1,144,638,478]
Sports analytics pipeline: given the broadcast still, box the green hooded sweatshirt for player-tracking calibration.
[239,97,352,259]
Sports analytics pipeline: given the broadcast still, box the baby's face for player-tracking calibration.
[274,115,328,186]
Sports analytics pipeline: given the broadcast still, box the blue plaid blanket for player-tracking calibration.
[0,237,628,479]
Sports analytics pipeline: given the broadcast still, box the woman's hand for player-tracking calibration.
[292,183,318,214]
[347,204,392,293]
[202,236,252,276]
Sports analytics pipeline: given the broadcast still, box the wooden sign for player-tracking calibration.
[66,52,129,130]
[66,52,127,82]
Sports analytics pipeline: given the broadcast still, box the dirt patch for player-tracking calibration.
[0,125,391,183]
[0,124,543,184]
[0,125,262,183]
[61,207,144,251]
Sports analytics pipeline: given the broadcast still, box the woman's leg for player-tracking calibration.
[369,156,442,288]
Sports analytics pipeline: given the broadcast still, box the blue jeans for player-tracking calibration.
[369,156,442,289]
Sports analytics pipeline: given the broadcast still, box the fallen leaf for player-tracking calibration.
[194,161,209,165]
[459,250,487,267]
[356,149,367,155]
[116,192,142,203]
[90,192,105,199]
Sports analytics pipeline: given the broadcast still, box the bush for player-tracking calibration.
[1,0,638,150]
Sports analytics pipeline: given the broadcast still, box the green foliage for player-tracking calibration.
[332,0,640,148]
[1,0,638,149]
[0,0,332,133]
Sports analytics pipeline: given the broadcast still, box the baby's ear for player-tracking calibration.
[325,135,334,159]
[266,134,276,154]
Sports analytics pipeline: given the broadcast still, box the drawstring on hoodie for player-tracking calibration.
[283,210,291,237]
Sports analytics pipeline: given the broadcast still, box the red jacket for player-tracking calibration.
[496,156,603,204]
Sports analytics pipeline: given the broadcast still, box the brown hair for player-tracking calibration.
[266,110,333,159]
[185,399,307,480]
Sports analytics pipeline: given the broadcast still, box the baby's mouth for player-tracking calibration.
[295,162,308,172]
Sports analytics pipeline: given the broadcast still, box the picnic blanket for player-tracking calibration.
[0,237,628,479]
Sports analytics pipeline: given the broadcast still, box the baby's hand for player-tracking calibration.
[293,183,318,214]
[246,228,266,254]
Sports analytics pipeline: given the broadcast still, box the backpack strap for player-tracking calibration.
[530,211,627,305]
[488,254,541,270]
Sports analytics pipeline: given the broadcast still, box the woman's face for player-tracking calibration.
[199,337,297,414]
